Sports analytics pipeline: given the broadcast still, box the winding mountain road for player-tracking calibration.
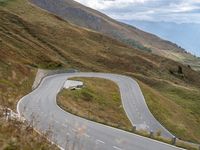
[17,72,183,150]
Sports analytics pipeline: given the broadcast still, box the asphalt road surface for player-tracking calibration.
[17,73,183,150]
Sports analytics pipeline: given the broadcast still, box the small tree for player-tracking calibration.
[178,66,183,74]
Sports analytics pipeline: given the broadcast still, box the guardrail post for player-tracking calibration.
[199,145,200,150]
[172,136,176,145]
[4,108,9,121]
[132,126,136,132]
[149,130,154,138]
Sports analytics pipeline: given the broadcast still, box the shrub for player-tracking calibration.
[178,66,183,74]
[81,89,93,101]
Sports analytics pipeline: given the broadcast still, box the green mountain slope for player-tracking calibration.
[30,0,200,71]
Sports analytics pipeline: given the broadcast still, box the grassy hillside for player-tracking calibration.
[0,0,200,146]
[30,0,200,71]
[136,78,200,143]
[0,118,58,150]
[29,0,183,53]
[156,50,200,71]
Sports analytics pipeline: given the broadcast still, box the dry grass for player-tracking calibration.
[0,113,58,150]
[0,66,36,110]
[57,77,133,131]
[137,79,200,143]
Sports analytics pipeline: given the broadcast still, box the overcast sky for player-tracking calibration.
[74,0,200,23]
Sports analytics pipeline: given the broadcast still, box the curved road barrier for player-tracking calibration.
[17,73,184,150]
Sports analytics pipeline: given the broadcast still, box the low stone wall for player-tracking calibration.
[32,68,79,90]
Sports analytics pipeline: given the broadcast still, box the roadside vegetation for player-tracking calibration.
[0,66,60,149]
[134,76,200,143]
[0,108,58,150]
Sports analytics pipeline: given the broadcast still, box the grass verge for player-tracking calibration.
[137,79,200,144]
[57,77,133,131]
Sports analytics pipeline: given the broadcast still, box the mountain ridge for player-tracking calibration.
[30,0,200,71]
[123,20,200,56]
[30,0,185,52]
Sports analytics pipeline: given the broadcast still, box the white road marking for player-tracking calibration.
[66,133,70,136]
[96,139,105,144]
[113,146,122,150]
[72,128,77,132]
[62,123,67,127]
[84,133,90,138]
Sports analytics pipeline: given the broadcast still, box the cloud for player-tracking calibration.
[74,0,200,23]
[75,0,150,10]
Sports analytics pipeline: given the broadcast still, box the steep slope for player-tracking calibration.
[29,0,200,71]
[1,0,200,143]
[124,20,200,71]
[29,0,183,53]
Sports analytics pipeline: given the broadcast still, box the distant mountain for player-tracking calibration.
[123,20,200,57]
[30,0,200,71]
